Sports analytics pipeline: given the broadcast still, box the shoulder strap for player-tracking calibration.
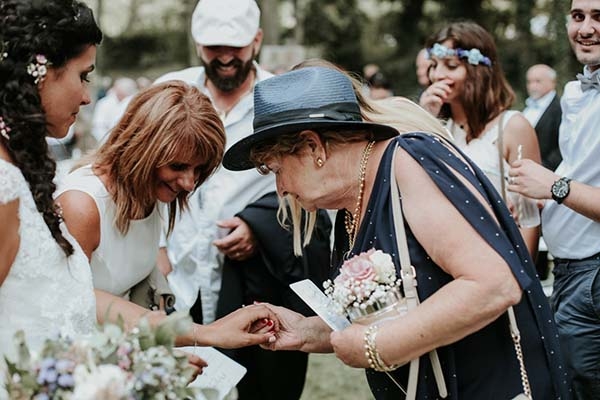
[497,112,507,202]
[390,144,448,399]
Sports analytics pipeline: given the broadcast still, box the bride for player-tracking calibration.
[0,0,102,360]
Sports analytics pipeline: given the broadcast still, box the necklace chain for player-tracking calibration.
[344,141,375,251]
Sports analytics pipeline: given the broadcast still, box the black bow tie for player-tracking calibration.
[577,73,600,91]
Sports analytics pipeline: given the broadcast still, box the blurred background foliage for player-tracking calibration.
[85,0,579,106]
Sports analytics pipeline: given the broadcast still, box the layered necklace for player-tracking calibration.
[344,141,375,252]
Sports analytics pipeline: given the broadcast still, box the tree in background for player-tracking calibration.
[88,0,579,103]
[302,0,367,74]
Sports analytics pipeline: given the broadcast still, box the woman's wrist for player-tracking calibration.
[364,325,400,372]
[300,316,334,353]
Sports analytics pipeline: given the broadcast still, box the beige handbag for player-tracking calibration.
[129,264,175,311]
[390,147,447,399]
[390,140,532,399]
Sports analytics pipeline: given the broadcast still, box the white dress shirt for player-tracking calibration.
[542,67,600,259]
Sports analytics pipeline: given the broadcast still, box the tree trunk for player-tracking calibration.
[259,0,280,45]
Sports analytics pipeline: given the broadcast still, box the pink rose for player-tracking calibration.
[340,252,377,283]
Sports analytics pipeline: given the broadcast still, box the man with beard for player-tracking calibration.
[155,1,331,399]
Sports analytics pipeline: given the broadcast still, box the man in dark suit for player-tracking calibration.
[523,64,562,171]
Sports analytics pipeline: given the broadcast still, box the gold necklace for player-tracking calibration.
[344,141,375,251]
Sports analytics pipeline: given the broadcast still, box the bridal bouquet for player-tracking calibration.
[4,313,199,400]
[323,249,405,323]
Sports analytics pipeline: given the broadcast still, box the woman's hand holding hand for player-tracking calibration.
[258,304,307,352]
[419,79,453,116]
[204,304,279,349]
[330,324,369,368]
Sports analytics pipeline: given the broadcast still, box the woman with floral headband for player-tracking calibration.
[0,0,278,371]
[419,22,542,257]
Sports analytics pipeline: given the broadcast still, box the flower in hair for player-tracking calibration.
[27,54,49,84]
[0,117,11,140]
[458,48,492,66]
[427,43,492,67]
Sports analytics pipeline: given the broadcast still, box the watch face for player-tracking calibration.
[552,179,570,198]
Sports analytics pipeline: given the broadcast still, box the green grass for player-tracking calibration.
[300,353,375,400]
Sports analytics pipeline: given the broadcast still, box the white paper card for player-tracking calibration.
[290,279,351,331]
[180,346,246,400]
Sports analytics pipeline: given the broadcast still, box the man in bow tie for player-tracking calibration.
[509,1,600,398]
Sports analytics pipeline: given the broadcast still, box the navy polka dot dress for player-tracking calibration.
[332,133,570,399]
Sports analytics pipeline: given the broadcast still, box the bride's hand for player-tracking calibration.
[175,350,207,382]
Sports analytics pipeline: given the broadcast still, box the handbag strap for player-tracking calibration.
[496,112,533,398]
[508,307,533,398]
[390,145,448,399]
[497,112,507,201]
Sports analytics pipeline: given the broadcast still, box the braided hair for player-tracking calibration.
[0,0,102,256]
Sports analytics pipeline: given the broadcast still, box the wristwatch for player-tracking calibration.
[551,177,572,204]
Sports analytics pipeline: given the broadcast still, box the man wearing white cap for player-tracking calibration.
[155,1,331,399]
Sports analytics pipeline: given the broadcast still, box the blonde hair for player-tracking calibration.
[81,80,225,235]
[366,96,452,140]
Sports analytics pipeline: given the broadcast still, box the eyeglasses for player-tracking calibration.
[256,164,271,175]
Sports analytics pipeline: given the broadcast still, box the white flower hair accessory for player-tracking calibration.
[427,43,492,67]
[27,54,49,84]
[0,116,11,140]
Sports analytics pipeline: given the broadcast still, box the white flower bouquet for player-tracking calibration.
[324,249,406,324]
[4,313,199,400]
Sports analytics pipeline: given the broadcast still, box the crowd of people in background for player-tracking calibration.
[3,0,600,399]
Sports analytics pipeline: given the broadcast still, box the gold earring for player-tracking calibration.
[316,158,324,167]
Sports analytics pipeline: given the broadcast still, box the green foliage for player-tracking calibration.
[303,0,367,74]
[100,31,189,71]
[4,313,197,400]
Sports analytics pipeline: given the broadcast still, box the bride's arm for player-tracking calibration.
[0,199,19,286]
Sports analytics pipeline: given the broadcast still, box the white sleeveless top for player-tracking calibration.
[0,159,96,362]
[56,165,162,298]
[449,110,519,195]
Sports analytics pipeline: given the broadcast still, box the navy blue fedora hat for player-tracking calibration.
[222,66,399,171]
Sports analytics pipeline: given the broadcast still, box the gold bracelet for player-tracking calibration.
[364,324,400,372]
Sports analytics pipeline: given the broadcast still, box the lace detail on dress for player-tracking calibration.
[0,160,21,204]
[0,159,96,362]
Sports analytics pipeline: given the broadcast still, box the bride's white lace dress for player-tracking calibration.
[0,159,96,362]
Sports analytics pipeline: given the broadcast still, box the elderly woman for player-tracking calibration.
[223,67,569,399]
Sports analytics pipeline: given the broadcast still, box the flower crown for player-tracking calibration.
[427,43,492,67]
